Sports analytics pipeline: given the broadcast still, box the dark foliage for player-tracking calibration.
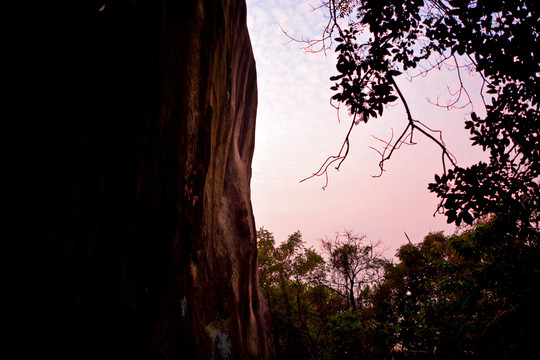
[375,216,540,358]
[259,217,540,359]
[319,0,540,231]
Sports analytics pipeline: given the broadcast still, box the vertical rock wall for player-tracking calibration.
[35,0,273,358]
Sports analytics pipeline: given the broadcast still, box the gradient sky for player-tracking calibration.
[246,0,487,257]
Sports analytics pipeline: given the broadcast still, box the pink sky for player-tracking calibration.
[246,0,487,258]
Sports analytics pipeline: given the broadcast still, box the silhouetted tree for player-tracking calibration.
[302,0,539,234]
[321,231,388,311]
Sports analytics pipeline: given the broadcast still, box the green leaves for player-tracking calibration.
[256,228,332,359]
[258,217,540,358]
[374,219,540,357]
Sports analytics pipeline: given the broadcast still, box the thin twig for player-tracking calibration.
[300,114,357,189]
[371,77,457,177]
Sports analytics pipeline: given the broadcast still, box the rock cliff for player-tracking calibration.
[34,0,273,358]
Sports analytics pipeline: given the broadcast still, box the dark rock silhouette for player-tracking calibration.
[34,1,273,358]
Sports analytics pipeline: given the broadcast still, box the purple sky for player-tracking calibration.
[246,0,487,257]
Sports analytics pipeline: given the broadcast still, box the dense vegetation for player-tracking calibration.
[258,216,539,359]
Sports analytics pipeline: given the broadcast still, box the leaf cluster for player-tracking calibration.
[324,0,539,231]
[373,216,540,358]
[257,228,334,360]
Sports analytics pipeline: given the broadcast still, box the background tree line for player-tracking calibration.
[257,215,539,359]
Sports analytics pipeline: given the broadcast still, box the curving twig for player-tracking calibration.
[375,76,457,176]
[300,114,357,190]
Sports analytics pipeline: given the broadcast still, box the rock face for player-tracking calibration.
[35,1,273,358]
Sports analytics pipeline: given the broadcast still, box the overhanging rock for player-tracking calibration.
[34,1,273,358]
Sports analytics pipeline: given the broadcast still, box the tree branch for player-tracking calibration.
[372,76,457,177]
[299,113,357,189]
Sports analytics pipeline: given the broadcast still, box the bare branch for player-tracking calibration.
[372,77,457,176]
[300,113,357,189]
[424,55,474,112]
[278,0,346,55]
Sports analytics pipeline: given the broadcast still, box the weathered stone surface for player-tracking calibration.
[34,1,273,358]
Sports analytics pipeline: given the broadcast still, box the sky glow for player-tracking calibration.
[246,0,487,257]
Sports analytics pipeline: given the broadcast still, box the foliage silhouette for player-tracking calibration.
[303,0,539,231]
[258,217,540,359]
[321,231,388,311]
[373,216,540,358]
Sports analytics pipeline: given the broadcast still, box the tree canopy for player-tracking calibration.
[257,218,540,359]
[374,216,540,358]
[257,228,329,359]
[321,231,388,311]
[257,228,388,359]
[303,0,539,232]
